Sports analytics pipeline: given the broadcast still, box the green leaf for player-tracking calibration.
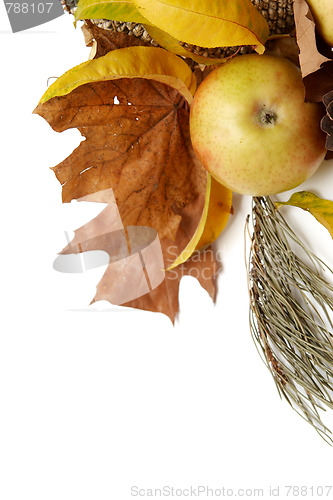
[37,46,197,106]
[133,0,269,54]
[275,191,333,239]
[74,0,150,25]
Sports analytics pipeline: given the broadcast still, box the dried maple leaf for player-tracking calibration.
[35,78,205,241]
[123,241,219,321]
[122,187,220,321]
[293,0,333,109]
[293,0,330,79]
[34,73,218,321]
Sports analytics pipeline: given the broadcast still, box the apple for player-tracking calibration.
[306,0,333,46]
[189,53,327,196]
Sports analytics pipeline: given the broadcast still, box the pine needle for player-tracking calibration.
[246,196,333,444]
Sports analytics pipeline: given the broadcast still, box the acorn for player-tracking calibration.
[61,0,295,59]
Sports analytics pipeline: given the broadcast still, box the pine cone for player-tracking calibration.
[62,0,295,59]
[321,91,333,151]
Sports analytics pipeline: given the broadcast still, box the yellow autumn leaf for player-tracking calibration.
[275,191,333,239]
[75,0,150,25]
[133,0,269,54]
[168,176,233,270]
[145,25,229,65]
[168,175,212,271]
[38,46,197,105]
[197,177,233,250]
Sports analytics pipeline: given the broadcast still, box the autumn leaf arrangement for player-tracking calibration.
[34,0,333,442]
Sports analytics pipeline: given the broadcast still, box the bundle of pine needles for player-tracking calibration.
[247,196,333,444]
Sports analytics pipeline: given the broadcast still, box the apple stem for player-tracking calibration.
[259,109,277,126]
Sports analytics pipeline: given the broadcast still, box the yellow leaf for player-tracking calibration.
[197,177,233,250]
[75,0,150,25]
[275,191,333,239]
[133,0,269,53]
[145,25,229,65]
[37,46,197,105]
[168,176,233,270]
[168,174,211,271]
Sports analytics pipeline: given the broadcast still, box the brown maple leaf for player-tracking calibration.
[34,77,216,322]
[293,0,330,78]
[34,78,206,241]
[123,193,219,322]
[123,242,219,321]
[293,0,333,106]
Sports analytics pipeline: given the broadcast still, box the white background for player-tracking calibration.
[1,6,333,500]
